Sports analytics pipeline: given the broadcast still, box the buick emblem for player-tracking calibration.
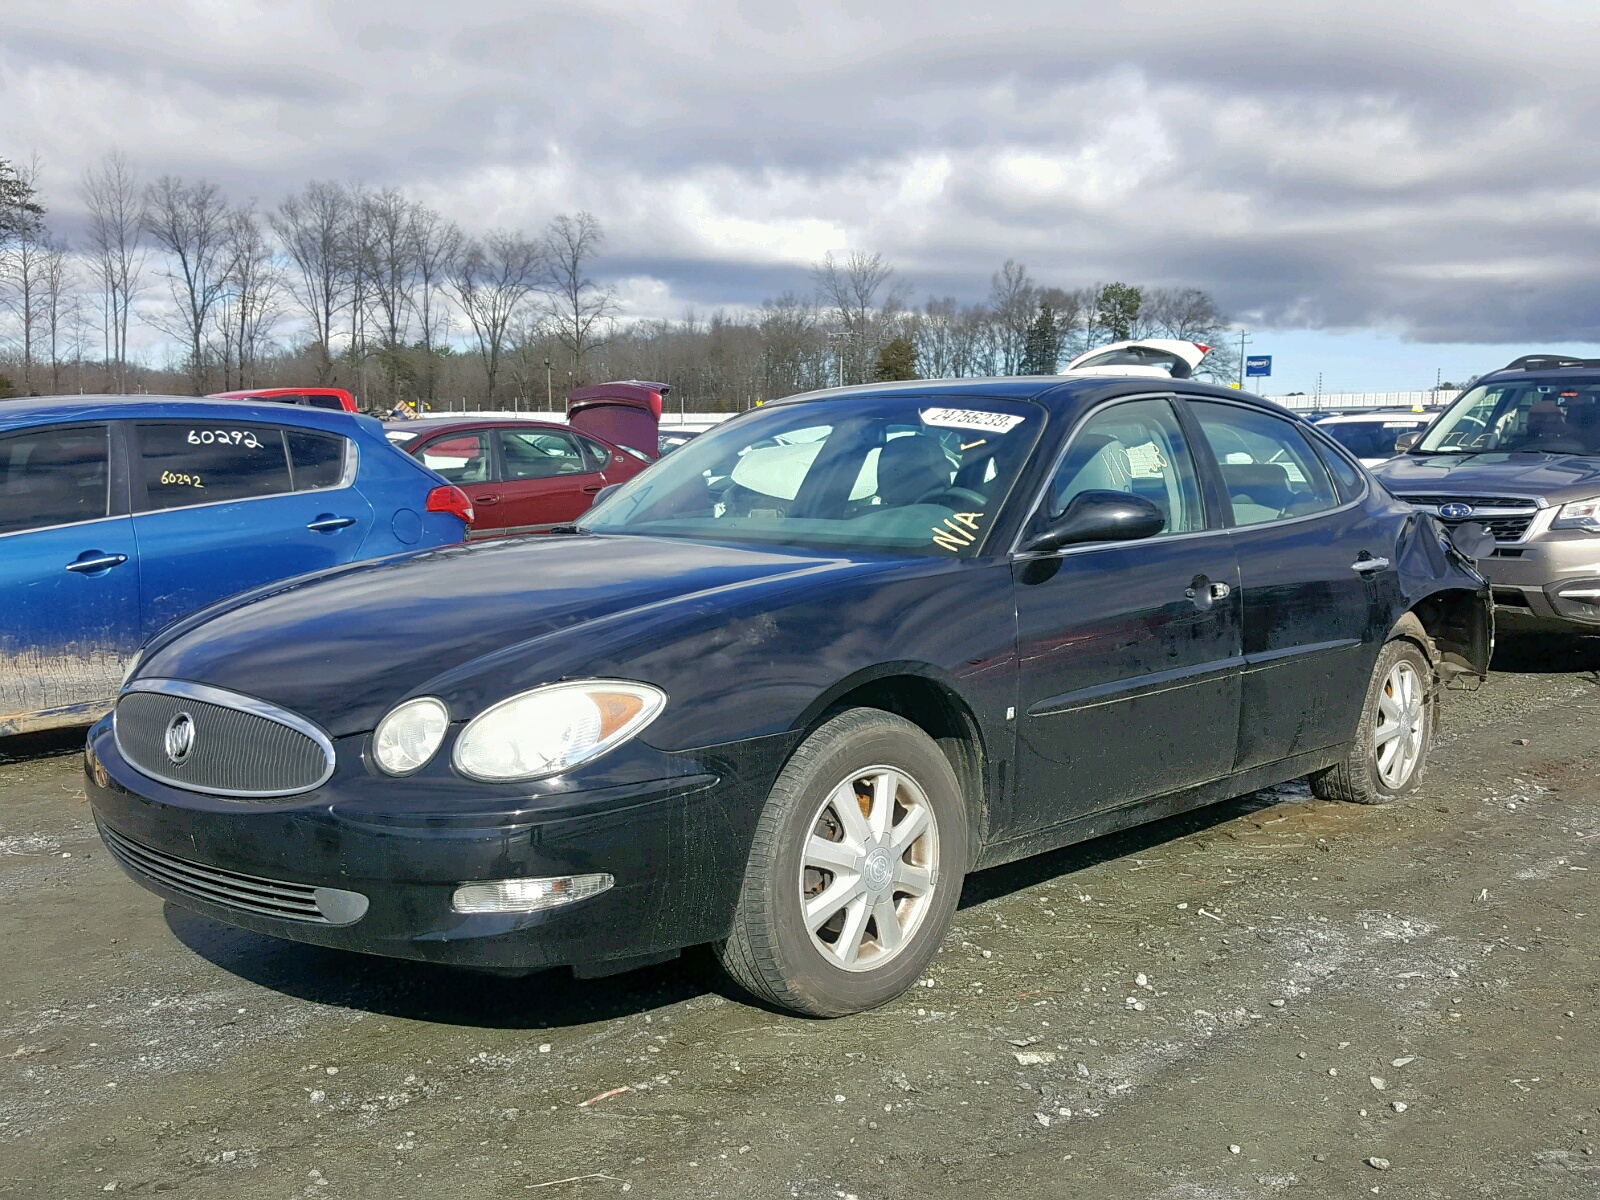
[1439,502,1474,519]
[164,712,196,765]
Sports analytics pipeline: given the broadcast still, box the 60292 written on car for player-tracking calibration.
[86,377,1490,1016]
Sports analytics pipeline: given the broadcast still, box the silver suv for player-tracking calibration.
[1373,356,1600,633]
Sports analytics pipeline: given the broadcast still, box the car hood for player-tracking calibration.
[1373,451,1600,503]
[135,534,897,737]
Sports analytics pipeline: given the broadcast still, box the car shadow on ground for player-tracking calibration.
[1489,631,1600,678]
[0,726,88,765]
[164,786,1286,1030]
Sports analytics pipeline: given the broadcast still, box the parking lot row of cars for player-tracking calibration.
[7,351,1600,1015]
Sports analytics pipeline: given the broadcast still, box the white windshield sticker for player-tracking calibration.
[1382,421,1419,428]
[919,407,1024,434]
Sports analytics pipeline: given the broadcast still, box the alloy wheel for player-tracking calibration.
[1374,659,1425,789]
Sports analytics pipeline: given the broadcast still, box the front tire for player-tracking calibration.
[1311,636,1436,805]
[717,709,968,1017]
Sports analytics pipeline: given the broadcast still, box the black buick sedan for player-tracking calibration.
[86,378,1492,1016]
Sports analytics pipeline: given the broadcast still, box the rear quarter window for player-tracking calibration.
[287,430,350,490]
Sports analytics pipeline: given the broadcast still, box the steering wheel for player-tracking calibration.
[913,485,987,509]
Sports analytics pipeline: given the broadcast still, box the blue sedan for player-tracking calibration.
[1,397,471,736]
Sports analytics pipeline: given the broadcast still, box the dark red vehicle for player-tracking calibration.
[210,387,360,413]
[384,418,650,536]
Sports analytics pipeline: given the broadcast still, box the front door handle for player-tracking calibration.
[306,515,357,532]
[1351,555,1391,574]
[1209,581,1232,600]
[65,552,128,574]
[581,483,604,494]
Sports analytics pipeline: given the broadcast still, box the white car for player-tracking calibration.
[1062,339,1210,379]
[1314,411,1435,468]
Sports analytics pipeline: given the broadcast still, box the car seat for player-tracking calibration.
[876,435,954,507]
[1219,463,1294,516]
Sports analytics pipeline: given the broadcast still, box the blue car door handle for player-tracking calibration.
[307,515,357,532]
[65,552,128,574]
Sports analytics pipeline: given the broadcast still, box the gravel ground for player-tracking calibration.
[1,634,1596,1199]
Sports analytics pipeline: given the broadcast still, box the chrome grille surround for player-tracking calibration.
[1392,493,1542,544]
[99,822,367,925]
[114,679,335,799]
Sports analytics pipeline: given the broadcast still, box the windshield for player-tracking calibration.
[1323,417,1428,460]
[580,394,1045,557]
[1417,380,1600,455]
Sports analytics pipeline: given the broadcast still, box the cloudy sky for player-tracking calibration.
[5,0,1599,393]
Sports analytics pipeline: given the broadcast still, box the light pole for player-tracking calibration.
[1236,330,1253,391]
[544,358,552,412]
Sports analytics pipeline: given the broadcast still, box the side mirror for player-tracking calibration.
[590,483,622,507]
[1023,490,1166,553]
[1394,431,1424,453]
[1450,520,1496,561]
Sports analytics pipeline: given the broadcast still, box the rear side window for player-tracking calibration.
[1189,402,1340,526]
[287,430,349,490]
[0,426,110,535]
[136,423,291,511]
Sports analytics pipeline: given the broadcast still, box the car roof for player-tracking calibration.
[0,394,371,435]
[1478,366,1600,386]
[382,416,576,436]
[760,374,1275,417]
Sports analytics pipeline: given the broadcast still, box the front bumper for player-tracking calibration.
[85,718,793,974]
[1480,533,1600,630]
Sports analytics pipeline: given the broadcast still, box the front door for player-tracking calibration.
[1186,400,1392,770]
[493,427,607,528]
[1010,397,1242,836]
[0,424,140,729]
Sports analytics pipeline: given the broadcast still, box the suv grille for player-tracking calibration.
[99,822,366,925]
[1392,494,1540,543]
[115,681,334,798]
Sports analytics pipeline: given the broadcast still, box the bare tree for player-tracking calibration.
[79,152,145,392]
[143,175,231,393]
[541,212,617,383]
[215,205,283,389]
[452,230,542,406]
[758,292,827,398]
[409,204,461,406]
[986,259,1037,376]
[270,181,351,383]
[813,250,906,385]
[40,236,75,393]
[0,155,48,392]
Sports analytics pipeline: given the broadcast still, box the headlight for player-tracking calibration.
[373,697,451,776]
[1553,496,1600,531]
[452,680,666,782]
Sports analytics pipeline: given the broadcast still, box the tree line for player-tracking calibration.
[1,151,1237,411]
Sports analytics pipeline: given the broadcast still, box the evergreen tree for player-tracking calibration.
[0,156,45,243]
[872,336,919,381]
[1095,282,1142,341]
[1021,302,1064,374]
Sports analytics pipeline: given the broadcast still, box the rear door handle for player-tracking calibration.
[475,495,501,506]
[65,553,128,574]
[581,484,604,494]
[1209,581,1232,600]
[307,515,357,532]
[1351,556,1390,574]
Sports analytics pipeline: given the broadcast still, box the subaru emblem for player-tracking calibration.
[1438,502,1474,520]
[164,712,196,765]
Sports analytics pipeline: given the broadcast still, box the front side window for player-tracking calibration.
[499,429,588,480]
[1189,402,1339,526]
[1418,381,1600,455]
[581,395,1044,557]
[417,432,491,484]
[1045,398,1205,535]
[0,426,110,536]
[137,423,292,512]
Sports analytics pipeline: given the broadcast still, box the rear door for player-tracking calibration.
[494,426,606,527]
[1010,397,1243,836]
[1186,400,1394,771]
[129,420,374,636]
[413,430,505,530]
[0,423,139,726]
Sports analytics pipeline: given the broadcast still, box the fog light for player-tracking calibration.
[451,873,614,914]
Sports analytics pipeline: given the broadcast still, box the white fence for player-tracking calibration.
[1268,390,1460,412]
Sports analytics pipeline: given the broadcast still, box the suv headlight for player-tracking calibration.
[373,697,451,776]
[453,681,666,782]
[1552,496,1600,532]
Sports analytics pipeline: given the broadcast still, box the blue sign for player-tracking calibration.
[1245,355,1273,377]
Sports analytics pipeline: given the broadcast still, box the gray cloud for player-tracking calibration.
[4,0,1599,341]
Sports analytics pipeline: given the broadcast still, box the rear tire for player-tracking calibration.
[1311,636,1436,805]
[717,709,968,1017]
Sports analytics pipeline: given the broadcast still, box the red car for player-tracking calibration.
[210,387,360,413]
[384,417,651,535]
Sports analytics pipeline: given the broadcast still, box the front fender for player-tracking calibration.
[1395,512,1494,680]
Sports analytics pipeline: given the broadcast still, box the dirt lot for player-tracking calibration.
[2,635,1597,1200]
